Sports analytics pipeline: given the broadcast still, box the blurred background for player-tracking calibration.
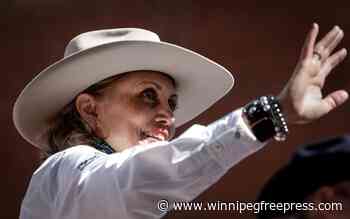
[3,0,350,218]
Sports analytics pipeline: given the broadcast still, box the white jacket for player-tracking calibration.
[20,109,265,219]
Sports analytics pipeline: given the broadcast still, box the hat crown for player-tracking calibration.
[64,28,161,57]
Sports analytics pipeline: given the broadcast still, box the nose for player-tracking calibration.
[155,110,175,127]
[154,103,176,140]
[154,103,175,127]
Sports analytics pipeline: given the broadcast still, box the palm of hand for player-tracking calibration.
[280,24,348,124]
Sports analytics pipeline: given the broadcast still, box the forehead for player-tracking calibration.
[111,71,177,93]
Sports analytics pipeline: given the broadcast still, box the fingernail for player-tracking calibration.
[341,49,347,60]
[334,25,340,30]
[341,91,349,100]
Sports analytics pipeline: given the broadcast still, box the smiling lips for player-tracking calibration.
[148,128,169,141]
[140,128,169,143]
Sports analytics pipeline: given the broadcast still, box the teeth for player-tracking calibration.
[139,129,165,142]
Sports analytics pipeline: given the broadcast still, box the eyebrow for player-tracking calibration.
[141,81,162,90]
[137,81,177,97]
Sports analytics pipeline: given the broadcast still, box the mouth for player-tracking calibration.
[139,128,169,143]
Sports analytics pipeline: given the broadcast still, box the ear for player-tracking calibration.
[75,93,99,132]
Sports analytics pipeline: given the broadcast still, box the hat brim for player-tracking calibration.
[13,40,234,150]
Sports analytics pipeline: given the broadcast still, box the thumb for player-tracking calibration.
[321,90,349,114]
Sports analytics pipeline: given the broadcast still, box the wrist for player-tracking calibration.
[277,95,292,123]
[243,95,289,142]
[277,94,304,124]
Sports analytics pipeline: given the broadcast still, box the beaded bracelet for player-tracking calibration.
[242,95,288,142]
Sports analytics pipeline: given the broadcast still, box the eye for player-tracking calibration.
[141,88,158,106]
[168,96,178,112]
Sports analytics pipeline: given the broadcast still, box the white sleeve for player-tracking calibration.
[54,108,266,219]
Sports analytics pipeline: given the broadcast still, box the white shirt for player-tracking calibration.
[20,109,265,219]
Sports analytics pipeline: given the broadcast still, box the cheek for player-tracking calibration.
[128,99,156,125]
[100,96,154,132]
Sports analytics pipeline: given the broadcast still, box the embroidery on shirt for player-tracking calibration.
[77,153,100,171]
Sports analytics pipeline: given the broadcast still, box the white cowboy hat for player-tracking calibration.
[13,28,234,150]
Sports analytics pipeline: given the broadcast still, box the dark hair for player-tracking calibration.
[257,136,350,219]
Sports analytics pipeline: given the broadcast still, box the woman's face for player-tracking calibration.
[88,71,177,151]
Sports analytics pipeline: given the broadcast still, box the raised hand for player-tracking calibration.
[279,24,348,124]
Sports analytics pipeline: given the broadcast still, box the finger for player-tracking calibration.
[301,23,319,59]
[315,26,343,58]
[315,26,341,51]
[321,90,349,114]
[322,48,347,78]
[326,29,344,55]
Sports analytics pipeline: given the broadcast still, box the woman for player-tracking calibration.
[14,24,347,218]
